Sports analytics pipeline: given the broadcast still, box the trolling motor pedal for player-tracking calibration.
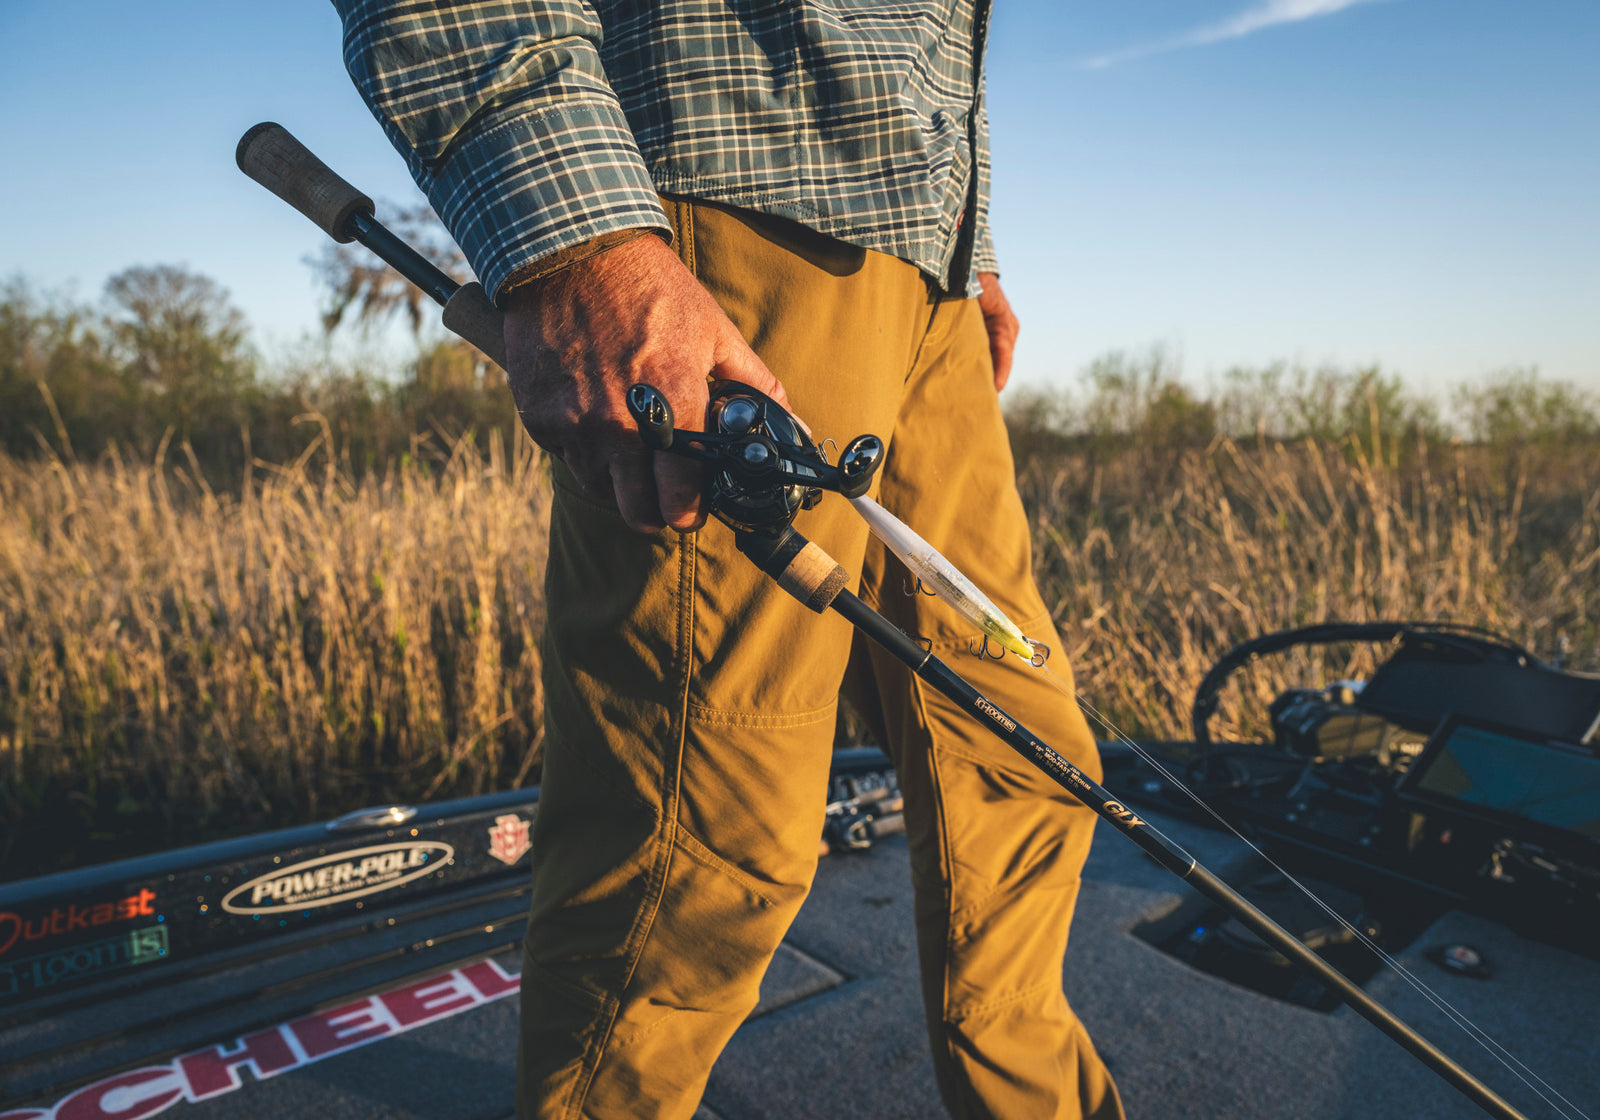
[625,381,884,535]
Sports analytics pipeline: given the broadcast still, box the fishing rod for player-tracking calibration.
[236,122,1557,1120]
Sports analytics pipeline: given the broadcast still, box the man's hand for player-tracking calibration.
[503,233,788,534]
[976,271,1019,392]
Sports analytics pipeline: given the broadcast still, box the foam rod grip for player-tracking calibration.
[442,282,508,371]
[236,122,373,243]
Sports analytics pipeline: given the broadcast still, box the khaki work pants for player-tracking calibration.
[519,197,1124,1120]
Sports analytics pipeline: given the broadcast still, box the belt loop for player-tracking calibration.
[662,195,697,278]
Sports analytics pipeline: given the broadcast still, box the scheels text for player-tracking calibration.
[0,958,521,1120]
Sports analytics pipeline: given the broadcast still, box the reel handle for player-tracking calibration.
[626,384,676,451]
[835,434,884,500]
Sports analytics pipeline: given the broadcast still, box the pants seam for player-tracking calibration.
[903,294,945,389]
[685,699,836,728]
[674,825,780,910]
[676,195,696,276]
[566,532,697,1119]
[950,873,1079,929]
[908,668,964,1099]
[945,978,1062,1024]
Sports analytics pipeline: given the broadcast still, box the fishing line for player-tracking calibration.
[1023,657,1591,1120]
[847,482,1583,1117]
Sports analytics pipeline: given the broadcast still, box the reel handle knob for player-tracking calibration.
[836,434,885,499]
[627,384,675,450]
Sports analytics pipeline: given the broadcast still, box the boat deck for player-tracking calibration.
[15,800,1590,1120]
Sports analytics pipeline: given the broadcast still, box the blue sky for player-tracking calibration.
[1,0,1595,395]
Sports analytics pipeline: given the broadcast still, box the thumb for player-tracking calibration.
[711,331,791,412]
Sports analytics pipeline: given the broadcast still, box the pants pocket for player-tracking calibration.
[517,953,613,1118]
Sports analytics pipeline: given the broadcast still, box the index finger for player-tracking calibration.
[653,374,711,532]
[655,449,706,532]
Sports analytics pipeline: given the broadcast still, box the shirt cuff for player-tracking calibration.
[972,222,999,276]
[499,227,658,297]
[425,99,673,305]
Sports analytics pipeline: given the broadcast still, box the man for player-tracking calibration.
[336,2,1123,1117]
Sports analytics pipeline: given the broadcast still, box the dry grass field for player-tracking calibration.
[2,424,1597,878]
[1014,436,1599,745]
[8,272,1598,878]
[0,430,551,875]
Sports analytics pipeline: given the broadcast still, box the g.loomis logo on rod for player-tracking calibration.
[973,697,1017,733]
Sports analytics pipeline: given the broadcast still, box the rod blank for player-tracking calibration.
[826,584,1531,1120]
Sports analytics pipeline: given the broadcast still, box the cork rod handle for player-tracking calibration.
[736,528,851,613]
[236,122,373,243]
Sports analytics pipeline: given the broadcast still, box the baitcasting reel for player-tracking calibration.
[626,381,884,535]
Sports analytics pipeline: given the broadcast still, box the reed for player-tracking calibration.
[0,427,550,874]
[1018,437,1600,743]
[3,428,1596,877]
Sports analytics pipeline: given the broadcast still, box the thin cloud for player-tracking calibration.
[1081,0,1389,69]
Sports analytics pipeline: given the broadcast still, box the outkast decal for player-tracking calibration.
[220,842,453,915]
[487,814,531,866]
[0,889,159,959]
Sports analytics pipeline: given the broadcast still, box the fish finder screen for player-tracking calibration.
[1413,724,1600,840]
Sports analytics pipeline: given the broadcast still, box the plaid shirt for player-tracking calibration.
[337,0,996,304]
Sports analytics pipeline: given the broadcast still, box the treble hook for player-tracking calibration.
[903,575,938,598]
[969,634,1006,661]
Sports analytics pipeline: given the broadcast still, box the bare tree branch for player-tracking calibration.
[309,203,470,336]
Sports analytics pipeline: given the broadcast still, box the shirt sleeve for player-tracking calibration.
[970,72,999,280]
[337,0,671,304]
[972,218,998,277]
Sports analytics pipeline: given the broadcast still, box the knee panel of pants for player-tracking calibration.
[940,986,1123,1120]
[578,809,817,1119]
